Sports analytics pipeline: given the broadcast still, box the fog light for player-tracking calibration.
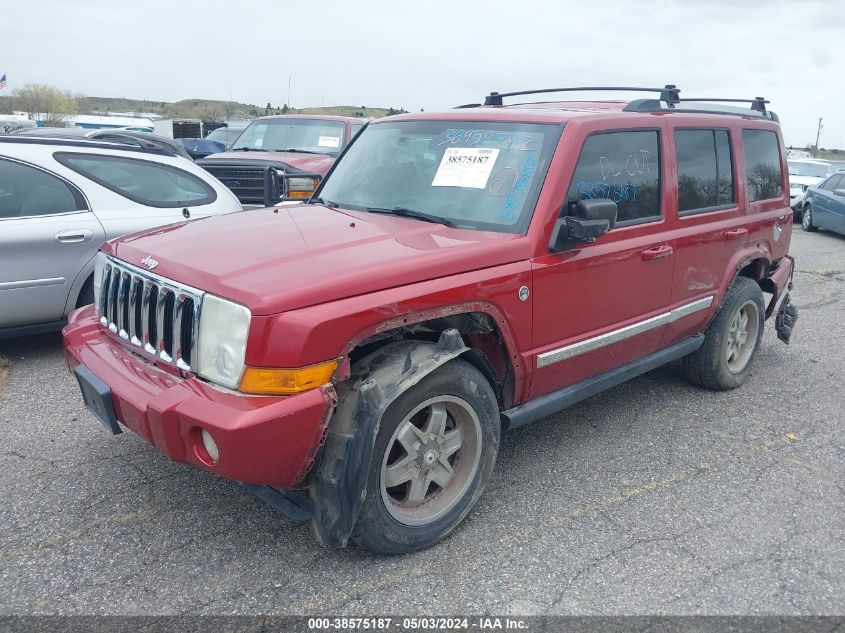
[201,429,219,463]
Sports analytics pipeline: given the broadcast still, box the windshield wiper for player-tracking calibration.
[310,197,338,207]
[231,147,256,151]
[364,206,456,228]
[275,148,322,154]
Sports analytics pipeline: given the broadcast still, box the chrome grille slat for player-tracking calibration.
[97,256,204,373]
[141,282,154,354]
[117,272,130,340]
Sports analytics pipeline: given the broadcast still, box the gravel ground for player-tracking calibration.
[0,227,842,616]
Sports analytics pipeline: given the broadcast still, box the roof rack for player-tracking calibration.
[480,85,681,107]
[624,96,777,121]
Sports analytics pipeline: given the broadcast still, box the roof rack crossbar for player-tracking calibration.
[483,85,681,107]
[678,97,769,112]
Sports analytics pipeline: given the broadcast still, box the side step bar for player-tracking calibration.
[502,335,704,431]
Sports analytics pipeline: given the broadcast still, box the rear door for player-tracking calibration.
[662,127,745,346]
[0,157,104,327]
[530,127,675,398]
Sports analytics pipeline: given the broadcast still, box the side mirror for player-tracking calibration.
[549,198,618,252]
[834,188,845,198]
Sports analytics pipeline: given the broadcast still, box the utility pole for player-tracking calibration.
[814,118,823,158]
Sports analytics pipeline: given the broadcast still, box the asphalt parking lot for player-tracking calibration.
[0,226,842,616]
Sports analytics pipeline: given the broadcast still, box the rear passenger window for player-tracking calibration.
[0,158,85,218]
[676,129,735,213]
[54,152,217,208]
[742,130,783,202]
[565,130,661,224]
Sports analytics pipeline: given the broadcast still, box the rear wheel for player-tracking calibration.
[353,358,499,554]
[683,277,765,391]
[802,203,818,232]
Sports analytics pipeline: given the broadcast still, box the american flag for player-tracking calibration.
[0,75,6,89]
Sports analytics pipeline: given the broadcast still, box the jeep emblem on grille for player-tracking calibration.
[141,256,159,270]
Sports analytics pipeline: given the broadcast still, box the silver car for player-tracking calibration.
[0,136,242,337]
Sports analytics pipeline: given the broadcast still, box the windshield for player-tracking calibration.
[317,120,560,233]
[206,128,240,143]
[231,118,346,154]
[788,161,832,178]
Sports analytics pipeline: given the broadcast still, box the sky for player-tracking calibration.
[1,0,842,149]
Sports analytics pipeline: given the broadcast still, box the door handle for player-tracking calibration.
[641,245,673,261]
[55,229,94,244]
[725,228,748,240]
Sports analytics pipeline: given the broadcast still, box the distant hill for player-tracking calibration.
[0,94,404,120]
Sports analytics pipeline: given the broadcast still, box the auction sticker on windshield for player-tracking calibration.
[432,148,500,189]
[318,136,341,149]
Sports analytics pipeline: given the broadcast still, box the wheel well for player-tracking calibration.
[737,259,767,282]
[347,312,515,410]
[74,273,95,309]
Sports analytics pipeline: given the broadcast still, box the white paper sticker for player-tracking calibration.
[432,148,500,189]
[318,135,341,149]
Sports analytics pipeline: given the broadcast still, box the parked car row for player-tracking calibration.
[787,157,837,218]
[59,86,800,554]
[0,136,241,337]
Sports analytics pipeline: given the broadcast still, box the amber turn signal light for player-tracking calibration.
[239,360,337,395]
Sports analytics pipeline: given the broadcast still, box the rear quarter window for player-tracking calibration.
[742,130,783,202]
[54,152,217,208]
[565,130,661,224]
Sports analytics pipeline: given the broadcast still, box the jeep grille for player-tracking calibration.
[98,256,204,372]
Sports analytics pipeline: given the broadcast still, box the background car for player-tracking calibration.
[196,115,367,206]
[787,158,837,217]
[802,173,845,236]
[13,126,194,161]
[176,125,249,160]
[0,136,242,337]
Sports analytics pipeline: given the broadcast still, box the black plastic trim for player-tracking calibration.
[501,335,704,431]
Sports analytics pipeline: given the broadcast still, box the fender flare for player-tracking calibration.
[308,329,467,548]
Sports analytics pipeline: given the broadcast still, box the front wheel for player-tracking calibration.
[352,358,500,554]
[682,277,765,391]
[802,204,818,232]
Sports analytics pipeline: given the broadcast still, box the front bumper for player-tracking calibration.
[789,190,806,210]
[63,305,334,488]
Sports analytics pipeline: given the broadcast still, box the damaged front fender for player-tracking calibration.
[308,328,467,548]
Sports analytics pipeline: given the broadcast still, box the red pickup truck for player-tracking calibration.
[196,114,366,206]
[64,86,797,554]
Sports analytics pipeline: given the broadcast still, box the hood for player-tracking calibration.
[107,205,529,316]
[197,150,336,176]
[788,175,825,187]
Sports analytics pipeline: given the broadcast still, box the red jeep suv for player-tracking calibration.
[64,86,798,554]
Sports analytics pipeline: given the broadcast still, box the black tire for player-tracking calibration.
[75,275,95,308]
[802,203,818,232]
[352,358,499,554]
[682,276,765,391]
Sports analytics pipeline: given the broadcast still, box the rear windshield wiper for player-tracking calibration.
[364,206,456,228]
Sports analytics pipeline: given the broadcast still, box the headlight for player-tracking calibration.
[92,251,106,313]
[196,294,251,389]
[286,176,320,199]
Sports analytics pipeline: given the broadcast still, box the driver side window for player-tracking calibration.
[565,130,662,225]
